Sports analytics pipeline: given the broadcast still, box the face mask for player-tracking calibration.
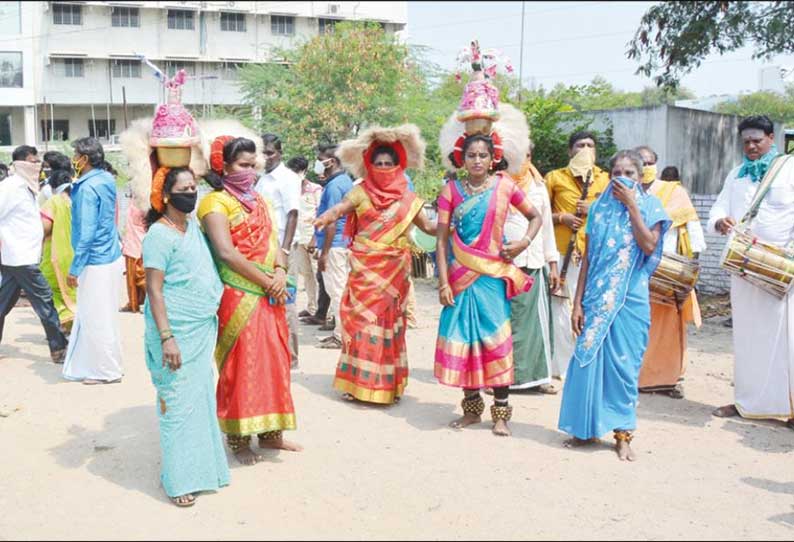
[569,147,595,178]
[642,165,657,184]
[612,176,636,190]
[168,191,198,214]
[313,159,327,176]
[72,157,86,178]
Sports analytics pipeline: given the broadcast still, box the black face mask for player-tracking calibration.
[169,192,197,214]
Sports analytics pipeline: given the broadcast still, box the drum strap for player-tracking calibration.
[741,154,791,224]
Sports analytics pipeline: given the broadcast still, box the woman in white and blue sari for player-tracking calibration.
[558,149,670,461]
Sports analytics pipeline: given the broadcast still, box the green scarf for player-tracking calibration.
[738,144,779,183]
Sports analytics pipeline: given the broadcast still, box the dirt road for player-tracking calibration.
[2,280,792,539]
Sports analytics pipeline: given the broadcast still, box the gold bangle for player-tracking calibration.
[159,328,172,338]
[439,284,451,292]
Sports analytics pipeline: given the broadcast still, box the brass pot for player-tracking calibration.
[155,146,191,168]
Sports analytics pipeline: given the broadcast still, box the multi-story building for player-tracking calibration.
[0,1,407,150]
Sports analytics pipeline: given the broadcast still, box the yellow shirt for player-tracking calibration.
[545,165,610,255]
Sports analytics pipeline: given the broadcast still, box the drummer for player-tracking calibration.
[634,146,706,399]
[314,127,437,405]
[708,115,794,426]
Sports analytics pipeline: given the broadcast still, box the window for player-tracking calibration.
[40,120,70,142]
[318,18,336,34]
[271,15,294,36]
[112,7,140,28]
[61,58,84,78]
[220,12,246,32]
[112,59,141,78]
[166,61,195,78]
[0,52,23,88]
[53,3,82,25]
[167,9,194,30]
[88,119,116,140]
[0,2,21,34]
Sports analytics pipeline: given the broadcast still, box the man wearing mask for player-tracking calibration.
[0,145,68,362]
[545,131,609,381]
[254,134,302,367]
[314,144,353,349]
[286,156,322,324]
[634,145,705,400]
[709,115,793,425]
[62,137,124,385]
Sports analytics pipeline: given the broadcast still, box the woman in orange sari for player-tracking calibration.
[198,136,301,465]
[315,125,436,404]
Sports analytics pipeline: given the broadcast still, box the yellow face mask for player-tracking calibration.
[642,164,657,184]
[568,147,595,179]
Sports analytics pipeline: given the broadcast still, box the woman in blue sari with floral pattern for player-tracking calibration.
[558,149,670,461]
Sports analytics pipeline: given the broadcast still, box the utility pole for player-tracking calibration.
[518,1,525,105]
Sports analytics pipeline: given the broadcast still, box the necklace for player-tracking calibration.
[463,176,491,196]
[162,214,187,233]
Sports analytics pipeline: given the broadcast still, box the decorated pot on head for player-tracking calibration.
[149,69,199,167]
[440,40,528,176]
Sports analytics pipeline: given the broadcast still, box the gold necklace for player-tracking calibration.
[463,176,491,196]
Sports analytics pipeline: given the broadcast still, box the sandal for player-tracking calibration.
[712,404,739,418]
[341,392,356,402]
[50,349,66,364]
[170,494,196,507]
[318,336,342,349]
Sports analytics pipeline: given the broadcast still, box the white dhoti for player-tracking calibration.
[550,258,580,378]
[731,276,794,419]
[63,257,124,382]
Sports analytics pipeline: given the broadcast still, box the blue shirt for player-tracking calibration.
[69,168,122,276]
[316,171,353,249]
[405,172,415,192]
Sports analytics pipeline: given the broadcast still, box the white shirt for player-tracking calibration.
[0,174,44,266]
[662,217,707,254]
[708,164,794,246]
[504,179,560,269]
[254,162,301,245]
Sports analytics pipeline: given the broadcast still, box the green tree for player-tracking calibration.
[628,1,794,89]
[714,86,794,124]
[239,21,413,161]
[547,76,695,111]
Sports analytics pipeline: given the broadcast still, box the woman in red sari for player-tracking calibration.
[314,125,436,404]
[198,136,301,465]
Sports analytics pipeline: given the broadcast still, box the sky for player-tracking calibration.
[404,1,794,98]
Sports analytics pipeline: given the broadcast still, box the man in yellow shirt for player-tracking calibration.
[545,131,610,381]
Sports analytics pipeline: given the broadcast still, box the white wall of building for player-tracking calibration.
[0,1,406,148]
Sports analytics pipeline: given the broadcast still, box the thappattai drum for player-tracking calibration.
[719,225,794,299]
[649,252,700,306]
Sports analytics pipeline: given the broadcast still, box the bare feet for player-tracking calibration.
[233,446,261,466]
[712,404,739,418]
[563,437,598,448]
[341,392,356,402]
[258,436,304,452]
[537,383,560,395]
[615,439,637,461]
[449,413,481,429]
[170,493,196,507]
[492,419,511,437]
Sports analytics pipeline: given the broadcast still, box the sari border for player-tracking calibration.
[218,413,297,435]
[214,291,259,372]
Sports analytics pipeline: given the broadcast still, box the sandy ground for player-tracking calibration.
[2,279,793,540]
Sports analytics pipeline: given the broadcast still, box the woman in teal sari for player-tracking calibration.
[558,149,670,461]
[435,134,542,437]
[143,167,230,507]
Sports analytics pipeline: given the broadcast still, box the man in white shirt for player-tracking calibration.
[504,143,561,394]
[0,145,68,362]
[255,134,302,367]
[708,115,794,425]
[286,156,322,320]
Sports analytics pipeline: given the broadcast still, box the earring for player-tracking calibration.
[164,198,169,204]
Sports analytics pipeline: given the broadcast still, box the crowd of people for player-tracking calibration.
[0,107,791,507]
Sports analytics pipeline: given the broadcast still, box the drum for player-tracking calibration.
[720,226,794,299]
[649,252,700,306]
[409,227,437,253]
